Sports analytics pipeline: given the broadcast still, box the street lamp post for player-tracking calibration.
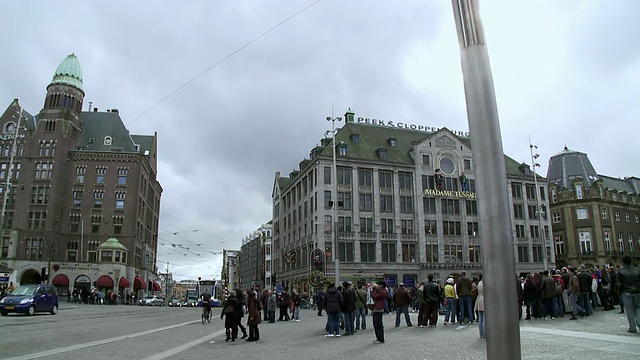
[326,114,342,285]
[529,142,548,271]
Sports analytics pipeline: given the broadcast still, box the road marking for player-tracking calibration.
[4,319,200,360]
[140,329,227,360]
[521,326,640,345]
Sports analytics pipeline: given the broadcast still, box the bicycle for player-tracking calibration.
[202,306,211,324]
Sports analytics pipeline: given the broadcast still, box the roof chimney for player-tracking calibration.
[93,107,98,112]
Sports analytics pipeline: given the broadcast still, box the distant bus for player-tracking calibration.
[199,280,222,307]
[185,288,199,306]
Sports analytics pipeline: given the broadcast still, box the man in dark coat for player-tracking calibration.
[392,283,413,327]
[422,275,440,327]
[341,282,357,335]
[322,283,343,337]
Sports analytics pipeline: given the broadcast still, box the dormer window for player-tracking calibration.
[104,136,113,146]
[387,137,397,147]
[377,148,388,160]
[575,184,583,200]
[337,143,347,156]
[351,133,360,144]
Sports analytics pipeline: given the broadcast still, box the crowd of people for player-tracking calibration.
[217,257,639,345]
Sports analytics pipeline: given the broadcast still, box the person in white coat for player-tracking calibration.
[474,276,485,339]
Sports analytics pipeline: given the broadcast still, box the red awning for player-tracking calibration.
[134,276,146,290]
[96,275,114,288]
[152,281,161,291]
[51,274,69,286]
[119,277,131,288]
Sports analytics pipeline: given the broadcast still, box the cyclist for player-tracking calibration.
[201,289,212,319]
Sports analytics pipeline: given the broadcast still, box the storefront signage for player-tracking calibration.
[58,263,100,270]
[0,273,9,282]
[0,134,25,141]
[424,189,477,198]
[75,275,91,283]
[357,117,470,137]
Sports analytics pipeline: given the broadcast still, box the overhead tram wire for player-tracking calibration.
[126,0,323,126]
[158,226,225,256]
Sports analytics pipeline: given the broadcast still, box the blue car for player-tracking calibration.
[0,284,59,316]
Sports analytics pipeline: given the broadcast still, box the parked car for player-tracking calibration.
[138,295,164,306]
[0,284,59,316]
[168,298,182,307]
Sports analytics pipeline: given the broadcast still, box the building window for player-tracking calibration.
[380,218,394,234]
[441,199,460,214]
[532,246,543,263]
[324,191,332,209]
[69,214,81,233]
[400,196,413,213]
[469,245,481,263]
[351,134,359,144]
[442,221,461,236]
[555,234,565,255]
[381,242,396,262]
[25,238,43,259]
[575,184,583,200]
[31,186,50,204]
[422,154,430,166]
[467,222,478,236]
[615,211,620,221]
[378,171,392,188]
[444,244,462,262]
[513,204,524,219]
[338,216,352,232]
[465,200,478,215]
[625,212,630,222]
[359,193,373,211]
[515,225,526,238]
[34,162,53,180]
[617,232,624,252]
[423,197,436,214]
[603,231,611,251]
[378,148,388,160]
[38,141,56,157]
[91,214,101,234]
[511,183,522,199]
[337,192,351,209]
[72,189,83,207]
[400,220,413,234]
[402,243,416,262]
[113,216,124,234]
[528,205,538,220]
[424,220,437,235]
[360,242,375,262]
[324,166,331,185]
[552,212,561,223]
[551,188,557,203]
[101,250,113,262]
[380,195,393,212]
[518,246,529,263]
[115,191,126,210]
[579,231,592,253]
[27,211,46,230]
[628,233,635,253]
[337,167,351,185]
[117,167,128,185]
[75,166,86,184]
[463,159,471,170]
[358,169,372,187]
[359,218,373,233]
[425,244,438,262]
[94,190,104,208]
[530,225,540,238]
[636,213,639,223]
[601,207,608,219]
[388,138,397,147]
[576,208,588,220]
[338,242,354,262]
[337,145,347,156]
[1,237,9,259]
[525,184,536,200]
[399,172,412,190]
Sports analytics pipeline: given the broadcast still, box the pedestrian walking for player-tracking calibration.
[475,276,485,339]
[616,256,640,333]
[323,283,343,338]
[246,289,262,341]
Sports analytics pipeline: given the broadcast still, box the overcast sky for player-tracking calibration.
[1,1,638,281]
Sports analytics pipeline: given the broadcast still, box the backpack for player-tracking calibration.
[554,278,563,295]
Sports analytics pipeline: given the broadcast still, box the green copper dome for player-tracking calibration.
[98,238,128,251]
[50,53,83,91]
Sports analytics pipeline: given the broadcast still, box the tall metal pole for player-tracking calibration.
[451,1,521,359]
[529,141,548,271]
[326,112,342,285]
[0,106,23,234]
